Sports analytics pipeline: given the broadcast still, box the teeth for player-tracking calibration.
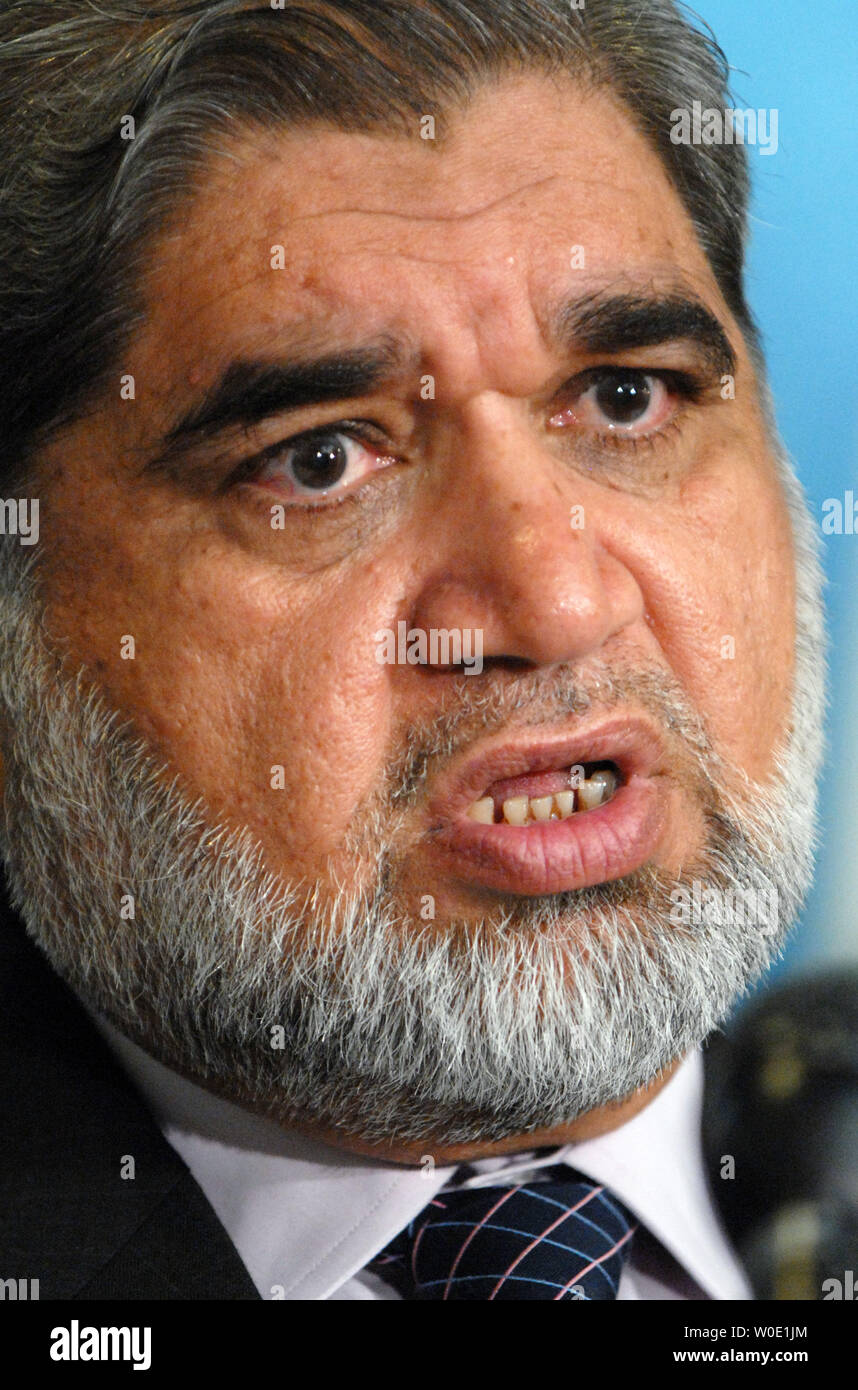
[467,770,619,826]
[502,796,529,827]
[577,769,618,811]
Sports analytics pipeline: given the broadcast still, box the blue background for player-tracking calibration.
[691,2,857,976]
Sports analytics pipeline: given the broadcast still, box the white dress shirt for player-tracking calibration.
[90,1014,751,1301]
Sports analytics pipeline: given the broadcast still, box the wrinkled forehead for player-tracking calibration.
[137,75,731,379]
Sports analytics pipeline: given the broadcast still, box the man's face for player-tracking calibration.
[38,75,794,899]
[14,74,809,1155]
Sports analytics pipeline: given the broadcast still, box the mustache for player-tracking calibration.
[380,657,722,811]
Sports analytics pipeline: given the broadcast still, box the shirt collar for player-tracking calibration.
[90,1012,748,1301]
[555,1050,751,1300]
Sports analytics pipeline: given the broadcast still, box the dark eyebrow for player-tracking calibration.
[144,342,405,476]
[551,293,737,377]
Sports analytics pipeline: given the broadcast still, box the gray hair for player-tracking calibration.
[0,0,756,492]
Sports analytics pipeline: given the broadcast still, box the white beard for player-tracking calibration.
[0,444,826,1145]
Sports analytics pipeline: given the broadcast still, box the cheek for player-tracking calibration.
[250,594,395,870]
[626,461,796,780]
[45,524,400,878]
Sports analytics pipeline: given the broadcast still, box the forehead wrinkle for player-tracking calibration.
[275,169,640,233]
[277,172,561,227]
[138,256,274,348]
[138,254,367,379]
[143,184,541,346]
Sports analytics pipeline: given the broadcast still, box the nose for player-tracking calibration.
[409,401,644,672]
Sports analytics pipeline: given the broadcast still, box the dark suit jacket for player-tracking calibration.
[0,882,259,1300]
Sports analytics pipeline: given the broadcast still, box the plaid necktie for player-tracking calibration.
[368,1164,637,1300]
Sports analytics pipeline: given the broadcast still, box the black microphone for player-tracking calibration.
[702,970,858,1300]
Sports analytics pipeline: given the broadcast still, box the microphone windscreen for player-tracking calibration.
[702,970,858,1299]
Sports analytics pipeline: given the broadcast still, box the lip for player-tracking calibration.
[425,714,669,896]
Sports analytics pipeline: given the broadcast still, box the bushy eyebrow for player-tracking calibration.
[550,291,737,377]
[143,342,407,477]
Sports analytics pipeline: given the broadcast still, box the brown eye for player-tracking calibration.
[254,425,396,504]
[550,370,678,439]
[289,432,350,490]
[593,373,653,426]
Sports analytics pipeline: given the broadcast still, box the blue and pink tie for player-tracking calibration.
[368,1165,637,1300]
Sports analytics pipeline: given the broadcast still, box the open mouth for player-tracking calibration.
[466,761,622,826]
[426,717,669,896]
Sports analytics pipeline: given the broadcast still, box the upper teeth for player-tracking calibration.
[577,769,616,810]
[466,770,619,825]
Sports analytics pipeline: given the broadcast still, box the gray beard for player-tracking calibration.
[0,454,826,1147]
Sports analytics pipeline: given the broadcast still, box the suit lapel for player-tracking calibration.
[0,883,259,1300]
